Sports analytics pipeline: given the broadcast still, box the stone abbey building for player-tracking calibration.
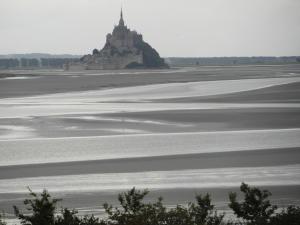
[69,9,168,70]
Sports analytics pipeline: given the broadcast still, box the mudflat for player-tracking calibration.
[1,65,300,220]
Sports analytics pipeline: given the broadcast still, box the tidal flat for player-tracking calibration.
[0,65,300,221]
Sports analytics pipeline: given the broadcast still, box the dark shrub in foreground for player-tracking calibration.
[229,182,277,225]
[270,206,300,225]
[0,212,6,225]
[14,188,60,225]
[103,188,224,225]
[7,183,300,225]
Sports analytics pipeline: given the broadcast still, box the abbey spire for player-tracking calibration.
[119,8,125,26]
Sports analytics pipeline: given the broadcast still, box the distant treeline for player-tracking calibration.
[166,56,300,67]
[1,56,300,69]
[0,58,79,69]
[1,183,299,225]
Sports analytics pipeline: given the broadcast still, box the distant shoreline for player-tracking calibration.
[0,55,299,70]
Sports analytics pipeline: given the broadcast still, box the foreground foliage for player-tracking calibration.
[229,183,277,225]
[103,188,224,225]
[0,212,7,225]
[3,183,299,225]
[13,188,60,225]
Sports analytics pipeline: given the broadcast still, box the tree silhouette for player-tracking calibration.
[0,212,7,225]
[6,183,300,225]
[229,183,277,225]
[13,188,61,225]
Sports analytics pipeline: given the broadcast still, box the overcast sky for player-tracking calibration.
[1,0,300,57]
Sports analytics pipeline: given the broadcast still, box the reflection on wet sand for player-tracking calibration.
[0,65,300,218]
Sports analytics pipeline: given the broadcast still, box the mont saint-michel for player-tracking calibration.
[69,9,168,70]
[1,1,300,225]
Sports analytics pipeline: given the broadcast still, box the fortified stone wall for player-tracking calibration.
[86,53,143,70]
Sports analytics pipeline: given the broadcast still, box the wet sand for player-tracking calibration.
[1,65,300,98]
[0,147,299,179]
[1,106,299,139]
[1,129,299,166]
[157,81,300,103]
[1,65,300,222]
[1,74,300,139]
[100,107,300,131]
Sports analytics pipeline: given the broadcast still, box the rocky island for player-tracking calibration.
[69,9,168,70]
